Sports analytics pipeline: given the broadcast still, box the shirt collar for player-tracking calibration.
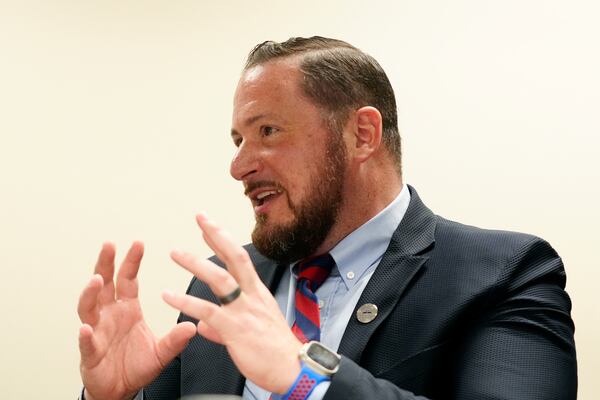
[329,184,411,289]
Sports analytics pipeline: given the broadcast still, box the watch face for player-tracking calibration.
[307,342,340,370]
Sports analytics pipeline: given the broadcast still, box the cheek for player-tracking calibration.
[272,145,325,201]
[287,170,319,203]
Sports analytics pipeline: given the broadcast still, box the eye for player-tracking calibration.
[231,134,243,147]
[261,126,278,137]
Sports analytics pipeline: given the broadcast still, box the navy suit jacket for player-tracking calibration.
[145,186,577,399]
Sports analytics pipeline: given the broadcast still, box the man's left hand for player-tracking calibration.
[162,213,302,394]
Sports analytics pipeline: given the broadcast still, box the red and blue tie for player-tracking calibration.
[291,253,335,343]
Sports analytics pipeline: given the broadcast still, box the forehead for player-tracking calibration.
[236,58,302,100]
[232,59,316,124]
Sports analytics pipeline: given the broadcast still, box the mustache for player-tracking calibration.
[243,180,285,196]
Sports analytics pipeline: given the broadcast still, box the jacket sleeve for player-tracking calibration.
[324,238,577,400]
[143,357,181,400]
[143,277,202,400]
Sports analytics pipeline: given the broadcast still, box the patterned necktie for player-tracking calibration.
[291,253,335,343]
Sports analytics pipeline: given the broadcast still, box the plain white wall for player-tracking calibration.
[0,0,598,398]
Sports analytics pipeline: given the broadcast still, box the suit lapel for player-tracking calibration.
[338,186,436,363]
[249,246,287,293]
[337,253,427,362]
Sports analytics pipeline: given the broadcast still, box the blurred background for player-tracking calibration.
[0,0,598,397]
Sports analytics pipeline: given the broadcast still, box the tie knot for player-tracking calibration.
[295,253,335,291]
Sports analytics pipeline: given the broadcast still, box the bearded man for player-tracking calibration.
[77,37,577,400]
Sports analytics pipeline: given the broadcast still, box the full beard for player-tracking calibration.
[251,138,346,264]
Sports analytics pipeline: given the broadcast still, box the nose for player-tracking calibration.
[230,141,261,181]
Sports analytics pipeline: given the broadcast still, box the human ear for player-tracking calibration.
[352,106,383,162]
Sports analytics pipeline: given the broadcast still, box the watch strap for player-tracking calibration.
[271,361,330,400]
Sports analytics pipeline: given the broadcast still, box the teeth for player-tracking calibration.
[256,190,277,200]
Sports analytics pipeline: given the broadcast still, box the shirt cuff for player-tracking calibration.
[306,381,330,400]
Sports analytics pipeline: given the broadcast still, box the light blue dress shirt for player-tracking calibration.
[82,185,410,400]
[244,185,410,400]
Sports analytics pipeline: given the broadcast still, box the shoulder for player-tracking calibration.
[433,215,551,258]
[429,215,565,291]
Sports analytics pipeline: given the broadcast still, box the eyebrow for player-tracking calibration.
[230,114,268,138]
[244,114,267,126]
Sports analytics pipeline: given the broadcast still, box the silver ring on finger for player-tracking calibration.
[218,286,242,305]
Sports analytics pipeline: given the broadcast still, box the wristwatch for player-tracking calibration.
[274,341,341,400]
[299,340,341,376]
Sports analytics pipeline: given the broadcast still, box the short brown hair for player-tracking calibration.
[245,36,402,175]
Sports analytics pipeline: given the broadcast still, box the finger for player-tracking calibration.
[94,242,116,304]
[162,290,225,325]
[170,251,240,299]
[116,241,144,300]
[77,274,103,325]
[155,321,197,367]
[195,213,259,293]
[79,324,100,367]
[197,321,224,345]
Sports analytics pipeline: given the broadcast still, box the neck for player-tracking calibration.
[313,165,403,255]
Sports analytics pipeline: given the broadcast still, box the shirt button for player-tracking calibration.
[318,300,325,309]
[346,271,355,280]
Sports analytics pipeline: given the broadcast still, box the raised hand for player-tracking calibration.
[162,214,302,395]
[78,242,196,400]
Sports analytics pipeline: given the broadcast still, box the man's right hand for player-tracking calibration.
[77,242,196,400]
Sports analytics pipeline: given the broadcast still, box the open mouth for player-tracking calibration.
[249,187,284,209]
[255,189,280,206]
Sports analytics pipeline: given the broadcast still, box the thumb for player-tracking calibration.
[156,321,196,367]
[79,324,100,367]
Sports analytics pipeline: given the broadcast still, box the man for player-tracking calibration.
[77,37,577,400]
